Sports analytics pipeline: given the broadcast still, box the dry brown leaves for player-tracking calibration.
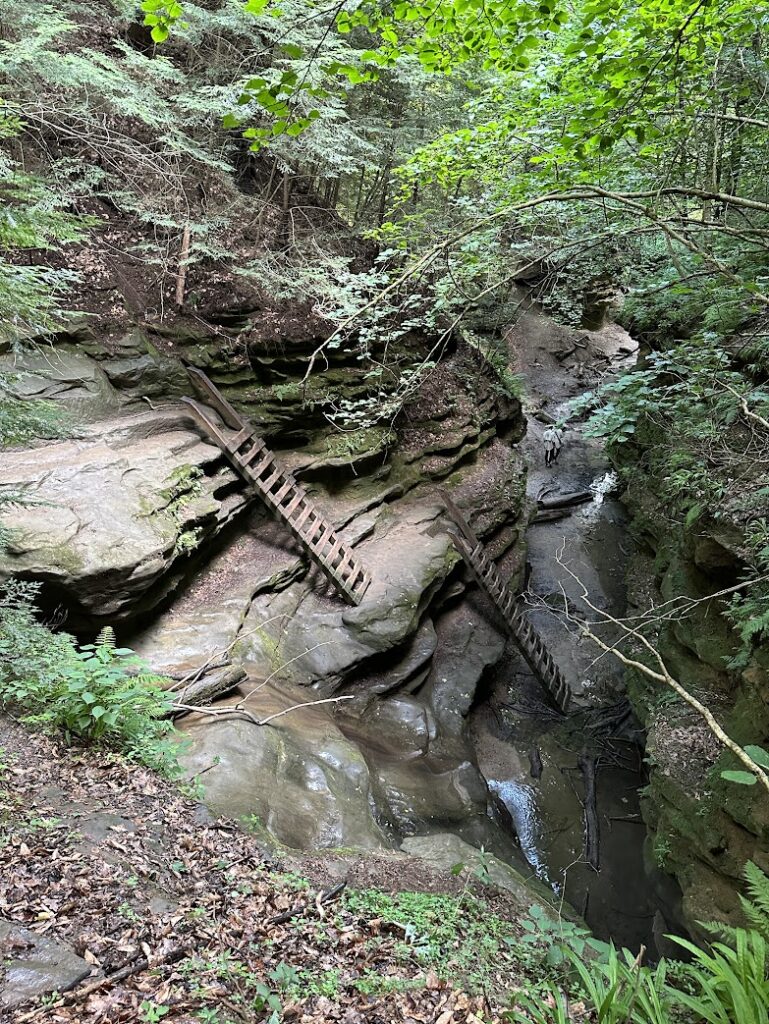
[0,721,500,1024]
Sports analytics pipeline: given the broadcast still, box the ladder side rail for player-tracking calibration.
[186,368,251,432]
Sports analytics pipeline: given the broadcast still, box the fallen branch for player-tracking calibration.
[579,753,600,871]
[537,490,592,510]
[720,380,769,432]
[171,694,354,728]
[169,665,246,719]
[170,614,289,691]
[257,695,354,726]
[17,945,191,1020]
[237,640,339,705]
[268,881,347,926]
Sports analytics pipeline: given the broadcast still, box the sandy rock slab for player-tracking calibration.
[0,919,93,1010]
[0,409,250,621]
[180,688,389,851]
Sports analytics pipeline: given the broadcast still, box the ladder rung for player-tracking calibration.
[242,438,268,465]
[248,452,274,479]
[293,504,316,534]
[185,377,373,607]
[227,427,252,453]
[272,479,294,507]
[259,468,283,495]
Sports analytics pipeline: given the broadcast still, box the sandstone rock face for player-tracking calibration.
[3,320,529,864]
[180,702,389,851]
[623,477,769,934]
[231,501,457,692]
[0,409,250,622]
[0,346,121,420]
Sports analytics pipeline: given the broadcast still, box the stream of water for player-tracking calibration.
[467,319,686,954]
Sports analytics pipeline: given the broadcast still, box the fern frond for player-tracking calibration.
[700,919,740,945]
[96,626,116,649]
[132,672,167,688]
[738,861,769,939]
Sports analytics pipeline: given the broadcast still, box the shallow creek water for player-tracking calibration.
[467,318,686,954]
[472,482,684,954]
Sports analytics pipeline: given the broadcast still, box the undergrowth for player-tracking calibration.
[568,333,769,668]
[343,887,520,989]
[0,581,182,775]
[0,371,71,447]
[506,862,769,1024]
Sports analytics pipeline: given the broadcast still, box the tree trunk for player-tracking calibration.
[174,224,191,308]
[169,665,246,719]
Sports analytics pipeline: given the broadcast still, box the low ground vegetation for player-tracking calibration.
[0,583,180,775]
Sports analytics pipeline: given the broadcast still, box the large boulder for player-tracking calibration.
[0,409,251,622]
[230,501,457,692]
[180,697,389,851]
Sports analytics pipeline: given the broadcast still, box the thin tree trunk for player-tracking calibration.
[353,167,366,223]
[175,223,191,308]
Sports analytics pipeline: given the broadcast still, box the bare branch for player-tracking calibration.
[554,547,769,796]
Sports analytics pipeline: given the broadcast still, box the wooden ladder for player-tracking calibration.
[441,492,571,712]
[181,368,372,606]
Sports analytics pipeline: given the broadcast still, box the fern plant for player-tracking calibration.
[703,861,769,943]
[740,862,769,940]
[0,588,182,775]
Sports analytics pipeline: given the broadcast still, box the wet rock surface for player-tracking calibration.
[180,697,388,851]
[0,920,92,1010]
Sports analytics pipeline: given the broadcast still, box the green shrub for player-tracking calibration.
[0,583,182,775]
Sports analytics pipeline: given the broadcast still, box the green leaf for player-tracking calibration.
[685,502,703,527]
[744,746,769,771]
[721,770,758,786]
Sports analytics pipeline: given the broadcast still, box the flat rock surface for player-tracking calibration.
[0,408,249,621]
[0,920,92,1010]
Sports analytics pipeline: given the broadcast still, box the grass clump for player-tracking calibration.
[343,887,518,989]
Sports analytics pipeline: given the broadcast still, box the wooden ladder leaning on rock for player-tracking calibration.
[441,492,572,713]
[181,368,372,606]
